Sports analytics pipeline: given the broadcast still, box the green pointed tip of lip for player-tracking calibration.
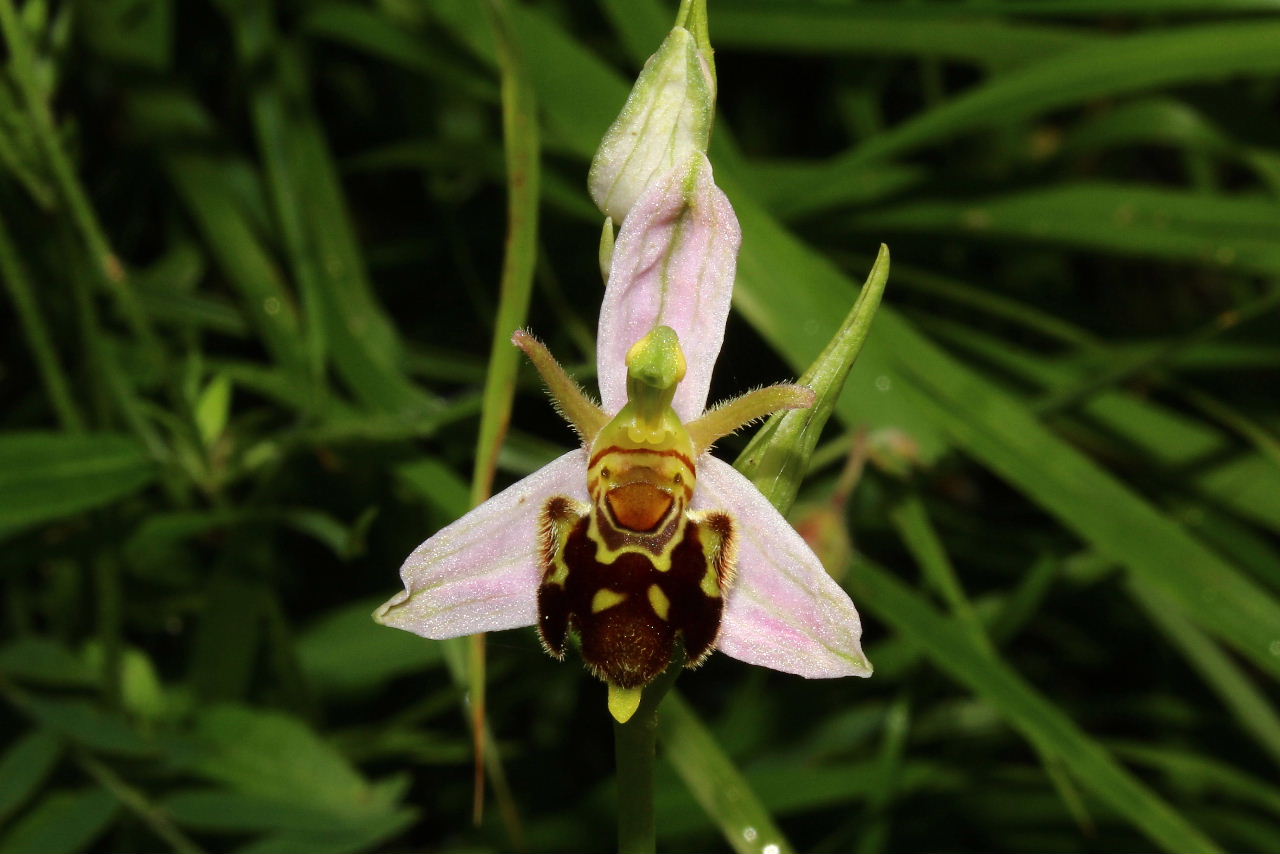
[608,683,644,723]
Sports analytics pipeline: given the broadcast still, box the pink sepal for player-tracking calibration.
[596,154,740,422]
[695,456,873,678]
[374,450,588,638]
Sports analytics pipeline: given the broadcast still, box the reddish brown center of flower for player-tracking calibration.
[606,483,673,532]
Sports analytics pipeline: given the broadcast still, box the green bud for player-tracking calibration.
[588,23,716,223]
[735,245,890,514]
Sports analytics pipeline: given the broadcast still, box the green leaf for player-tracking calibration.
[728,190,949,460]
[395,457,470,520]
[125,89,308,378]
[1060,97,1237,158]
[76,0,171,71]
[163,785,413,841]
[746,160,926,221]
[1112,742,1280,815]
[924,317,1280,536]
[163,706,415,851]
[878,308,1280,679]
[851,561,1222,854]
[80,644,168,721]
[0,789,117,854]
[0,638,97,687]
[855,183,1280,276]
[0,730,61,826]
[712,5,1095,69]
[0,432,157,536]
[218,8,430,417]
[235,815,416,854]
[302,2,495,102]
[654,757,960,837]
[658,692,794,854]
[1131,581,1280,768]
[21,697,155,757]
[167,704,396,819]
[470,0,542,503]
[297,598,442,697]
[804,20,1280,193]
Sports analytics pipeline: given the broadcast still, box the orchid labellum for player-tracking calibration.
[375,150,870,722]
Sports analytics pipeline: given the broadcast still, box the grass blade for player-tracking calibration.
[658,692,794,854]
[0,205,83,431]
[712,6,1094,69]
[855,183,1280,277]
[804,21,1280,193]
[851,560,1221,853]
[1130,581,1280,768]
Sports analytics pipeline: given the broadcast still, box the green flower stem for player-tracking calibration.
[614,711,656,854]
[614,655,684,854]
[471,0,541,504]
[0,204,83,431]
[461,0,540,832]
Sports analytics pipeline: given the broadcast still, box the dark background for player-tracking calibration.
[2,0,1279,851]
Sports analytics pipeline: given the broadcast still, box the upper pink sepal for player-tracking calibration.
[596,154,740,422]
[694,456,873,678]
[373,450,588,639]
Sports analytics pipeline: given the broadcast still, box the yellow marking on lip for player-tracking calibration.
[647,585,670,620]
[585,504,690,569]
[589,444,695,473]
[700,562,721,597]
[592,588,628,613]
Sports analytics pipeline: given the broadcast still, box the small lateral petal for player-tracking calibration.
[512,330,608,443]
[694,456,872,678]
[687,383,815,455]
[374,450,589,639]
[597,155,740,422]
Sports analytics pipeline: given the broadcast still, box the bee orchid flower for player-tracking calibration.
[375,152,871,723]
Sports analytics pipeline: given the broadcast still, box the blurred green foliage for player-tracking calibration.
[2,0,1280,851]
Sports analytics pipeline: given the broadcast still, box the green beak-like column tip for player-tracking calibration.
[626,325,687,392]
[622,325,688,444]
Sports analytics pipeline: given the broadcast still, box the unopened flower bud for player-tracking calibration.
[588,25,716,223]
[867,428,923,479]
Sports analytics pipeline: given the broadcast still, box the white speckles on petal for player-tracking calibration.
[374,450,589,639]
[694,456,872,678]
